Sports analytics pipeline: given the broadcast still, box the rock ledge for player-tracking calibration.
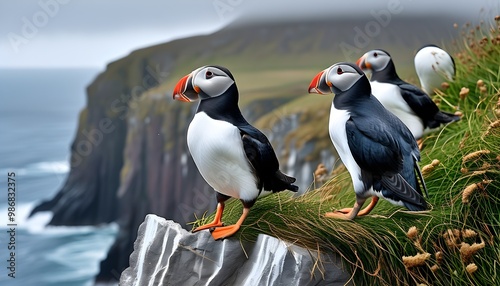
[120,214,351,285]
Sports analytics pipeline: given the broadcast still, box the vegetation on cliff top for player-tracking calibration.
[194,17,500,285]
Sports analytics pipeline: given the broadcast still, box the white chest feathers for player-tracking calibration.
[328,104,365,194]
[370,81,424,139]
[187,112,259,201]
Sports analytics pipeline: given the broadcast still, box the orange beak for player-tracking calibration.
[356,54,371,70]
[308,70,331,94]
[172,73,200,102]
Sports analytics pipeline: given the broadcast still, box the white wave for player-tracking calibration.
[0,202,119,236]
[0,202,118,286]
[43,224,118,285]
[0,160,70,177]
[0,202,51,230]
[37,223,119,237]
[31,161,70,173]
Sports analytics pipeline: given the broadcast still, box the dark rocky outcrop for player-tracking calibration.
[29,16,461,281]
[120,215,351,286]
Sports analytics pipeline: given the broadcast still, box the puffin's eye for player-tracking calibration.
[337,67,343,75]
[205,71,213,79]
[373,52,378,58]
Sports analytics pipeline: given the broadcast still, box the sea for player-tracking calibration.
[0,69,118,286]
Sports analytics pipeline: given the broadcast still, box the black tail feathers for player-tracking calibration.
[266,171,298,193]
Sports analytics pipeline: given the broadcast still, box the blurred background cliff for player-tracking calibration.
[0,0,498,284]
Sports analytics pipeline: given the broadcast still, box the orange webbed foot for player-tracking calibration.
[417,139,424,150]
[210,224,241,240]
[209,206,250,240]
[193,221,224,233]
[192,202,224,233]
[335,207,353,214]
[324,211,354,220]
[324,197,379,220]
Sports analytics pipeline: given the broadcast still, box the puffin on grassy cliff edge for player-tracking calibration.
[357,49,460,140]
[308,62,427,219]
[173,65,298,240]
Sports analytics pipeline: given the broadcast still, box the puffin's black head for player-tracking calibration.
[173,65,235,102]
[308,62,369,96]
[356,49,392,73]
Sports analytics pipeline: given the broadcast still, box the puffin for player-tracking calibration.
[308,62,427,219]
[172,65,298,240]
[414,45,455,95]
[356,49,460,140]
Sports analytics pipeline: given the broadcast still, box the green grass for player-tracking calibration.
[192,18,500,285]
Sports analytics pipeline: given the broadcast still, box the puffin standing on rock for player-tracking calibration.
[308,62,427,219]
[173,65,298,240]
[357,49,460,141]
[414,45,456,95]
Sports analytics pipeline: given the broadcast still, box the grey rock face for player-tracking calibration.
[121,215,351,286]
[264,113,341,193]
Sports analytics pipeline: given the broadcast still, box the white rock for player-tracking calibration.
[120,214,350,286]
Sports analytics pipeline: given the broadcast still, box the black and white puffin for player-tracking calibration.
[308,62,427,219]
[414,45,455,95]
[172,65,298,240]
[357,49,460,140]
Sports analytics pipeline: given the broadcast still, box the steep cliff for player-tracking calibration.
[28,16,460,281]
[120,215,351,285]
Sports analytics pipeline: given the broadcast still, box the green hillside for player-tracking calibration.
[193,17,500,285]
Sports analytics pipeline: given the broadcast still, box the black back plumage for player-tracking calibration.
[370,50,460,128]
[197,79,298,194]
[334,63,427,210]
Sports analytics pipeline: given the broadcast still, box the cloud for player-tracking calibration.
[0,0,498,68]
[1,0,231,67]
[1,0,226,35]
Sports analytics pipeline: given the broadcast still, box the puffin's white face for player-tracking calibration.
[358,50,391,72]
[173,65,235,102]
[191,66,235,98]
[308,63,364,95]
[325,64,364,93]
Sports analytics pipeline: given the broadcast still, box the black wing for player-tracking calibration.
[413,153,428,197]
[380,174,427,211]
[347,106,427,210]
[431,110,461,128]
[346,117,403,176]
[398,83,460,128]
[238,124,298,193]
[398,83,439,121]
[450,55,456,80]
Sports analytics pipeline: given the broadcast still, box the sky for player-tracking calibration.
[0,0,498,69]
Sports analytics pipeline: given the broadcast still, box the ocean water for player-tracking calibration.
[0,69,118,286]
